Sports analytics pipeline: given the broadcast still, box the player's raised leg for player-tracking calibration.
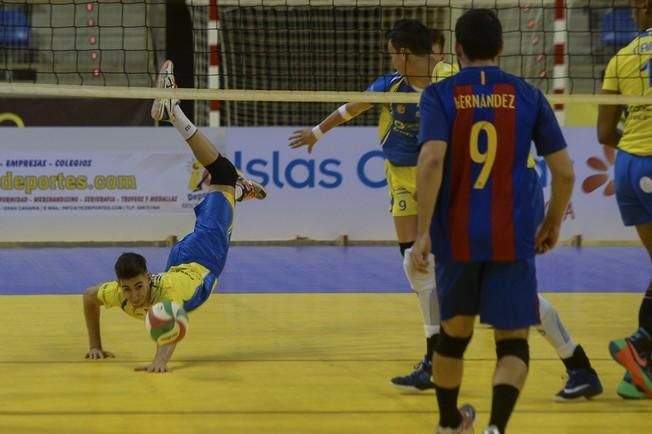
[152,59,266,201]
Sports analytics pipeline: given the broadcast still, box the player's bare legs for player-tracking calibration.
[432,316,476,433]
[488,328,530,433]
[394,215,417,243]
[432,320,530,434]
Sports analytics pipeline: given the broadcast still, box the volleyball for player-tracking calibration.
[145,301,189,346]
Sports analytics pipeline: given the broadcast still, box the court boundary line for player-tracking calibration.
[0,409,648,416]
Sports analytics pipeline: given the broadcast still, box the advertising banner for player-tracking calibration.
[537,128,637,242]
[0,126,639,243]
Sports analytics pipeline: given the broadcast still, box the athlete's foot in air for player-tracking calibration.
[236,176,267,202]
[151,59,179,122]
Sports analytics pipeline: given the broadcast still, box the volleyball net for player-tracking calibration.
[0,0,643,127]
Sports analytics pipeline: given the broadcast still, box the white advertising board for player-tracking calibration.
[0,127,638,243]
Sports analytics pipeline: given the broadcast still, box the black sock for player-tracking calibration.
[426,334,440,361]
[561,345,594,372]
[489,384,520,433]
[399,241,414,257]
[638,282,652,339]
[435,385,462,428]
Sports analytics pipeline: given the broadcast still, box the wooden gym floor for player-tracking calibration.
[0,247,648,433]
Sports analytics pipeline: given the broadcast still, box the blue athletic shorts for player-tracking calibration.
[166,192,233,276]
[615,150,652,226]
[435,258,540,329]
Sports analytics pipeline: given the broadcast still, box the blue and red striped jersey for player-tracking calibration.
[418,66,567,262]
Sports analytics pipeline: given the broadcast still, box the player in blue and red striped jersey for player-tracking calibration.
[411,9,576,434]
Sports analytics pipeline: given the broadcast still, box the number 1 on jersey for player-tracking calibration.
[469,121,497,189]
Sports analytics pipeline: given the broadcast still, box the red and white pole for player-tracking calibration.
[553,0,567,125]
[208,0,220,126]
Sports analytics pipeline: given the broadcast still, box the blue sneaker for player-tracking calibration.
[390,357,435,392]
[554,368,603,401]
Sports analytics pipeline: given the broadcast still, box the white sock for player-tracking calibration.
[536,295,577,359]
[171,104,198,141]
[402,248,441,338]
[417,288,441,337]
[424,323,441,339]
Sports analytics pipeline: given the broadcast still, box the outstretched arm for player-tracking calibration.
[83,285,114,359]
[135,343,178,373]
[288,102,374,153]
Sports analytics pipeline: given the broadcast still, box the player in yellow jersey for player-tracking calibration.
[599,0,652,399]
[82,60,266,373]
[289,19,456,391]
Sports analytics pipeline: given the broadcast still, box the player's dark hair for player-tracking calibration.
[386,19,432,56]
[115,252,148,280]
[430,28,445,51]
[455,9,503,61]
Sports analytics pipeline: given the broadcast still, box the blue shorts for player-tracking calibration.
[166,192,234,277]
[435,258,540,329]
[615,150,652,226]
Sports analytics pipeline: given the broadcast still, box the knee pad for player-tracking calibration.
[399,241,414,257]
[205,155,238,187]
[496,338,530,367]
[437,328,472,359]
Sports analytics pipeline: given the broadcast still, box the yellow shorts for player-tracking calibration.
[384,160,417,217]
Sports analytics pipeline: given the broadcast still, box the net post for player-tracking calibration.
[208,0,221,126]
[553,0,567,126]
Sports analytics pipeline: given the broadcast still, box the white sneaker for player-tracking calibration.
[483,426,501,434]
[151,59,178,122]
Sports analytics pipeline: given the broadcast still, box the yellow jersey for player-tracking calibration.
[97,262,213,320]
[367,61,459,166]
[603,29,652,155]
